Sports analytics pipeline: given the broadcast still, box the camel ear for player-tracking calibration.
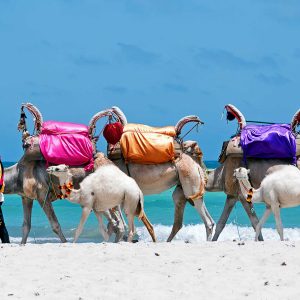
[247,169,250,174]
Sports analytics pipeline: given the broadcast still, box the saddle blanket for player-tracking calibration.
[240,124,296,163]
[40,121,94,170]
[120,123,176,164]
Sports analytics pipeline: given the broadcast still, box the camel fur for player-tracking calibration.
[234,165,300,241]
[47,163,156,243]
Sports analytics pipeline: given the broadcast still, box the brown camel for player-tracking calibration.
[205,104,300,241]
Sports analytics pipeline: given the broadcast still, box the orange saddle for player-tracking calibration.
[120,123,177,164]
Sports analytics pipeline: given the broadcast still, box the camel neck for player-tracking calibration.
[237,178,254,201]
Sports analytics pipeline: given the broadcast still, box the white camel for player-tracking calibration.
[47,160,156,243]
[234,165,300,241]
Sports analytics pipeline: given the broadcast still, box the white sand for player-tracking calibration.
[0,241,299,300]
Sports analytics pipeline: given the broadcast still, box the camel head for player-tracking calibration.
[233,167,250,181]
[183,141,203,158]
[46,164,69,176]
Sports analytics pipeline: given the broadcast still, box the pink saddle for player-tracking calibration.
[40,121,94,170]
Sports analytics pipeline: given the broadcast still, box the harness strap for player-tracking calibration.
[246,188,253,203]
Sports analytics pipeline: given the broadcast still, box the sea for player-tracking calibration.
[3,161,300,243]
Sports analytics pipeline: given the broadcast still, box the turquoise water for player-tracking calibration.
[2,161,300,243]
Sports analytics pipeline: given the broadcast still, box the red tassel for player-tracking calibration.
[103,122,123,145]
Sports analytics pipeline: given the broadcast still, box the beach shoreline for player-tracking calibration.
[0,241,299,300]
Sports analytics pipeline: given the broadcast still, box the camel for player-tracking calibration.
[4,156,127,243]
[88,109,215,241]
[47,157,156,242]
[205,104,300,241]
[4,158,67,243]
[234,165,300,241]
[15,103,214,243]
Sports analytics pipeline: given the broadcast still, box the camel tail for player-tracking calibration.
[136,192,156,242]
[140,213,157,242]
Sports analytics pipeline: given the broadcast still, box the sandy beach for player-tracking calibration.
[0,241,299,300]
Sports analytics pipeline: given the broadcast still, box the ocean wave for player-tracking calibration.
[7,223,300,243]
[137,223,300,242]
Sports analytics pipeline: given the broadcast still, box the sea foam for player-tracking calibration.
[8,223,300,243]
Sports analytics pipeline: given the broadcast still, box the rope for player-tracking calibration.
[179,123,199,140]
[93,118,110,143]
[245,120,284,125]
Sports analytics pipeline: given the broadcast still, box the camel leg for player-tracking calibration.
[73,206,91,243]
[116,205,127,230]
[193,198,215,241]
[112,206,127,242]
[94,211,109,242]
[255,206,271,241]
[127,214,135,242]
[240,199,263,241]
[21,197,34,244]
[272,204,284,241]
[103,210,117,237]
[167,186,187,242]
[37,198,67,243]
[106,208,126,242]
[212,196,237,241]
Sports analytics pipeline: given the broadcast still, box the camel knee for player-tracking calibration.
[22,219,31,231]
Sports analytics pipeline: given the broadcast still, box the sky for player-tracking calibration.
[1,0,300,161]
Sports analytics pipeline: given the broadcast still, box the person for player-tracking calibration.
[0,159,10,243]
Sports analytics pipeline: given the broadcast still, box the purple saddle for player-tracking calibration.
[240,124,296,163]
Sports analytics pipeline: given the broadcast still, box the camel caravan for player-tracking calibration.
[1,102,300,243]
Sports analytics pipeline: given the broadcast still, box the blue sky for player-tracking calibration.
[1,0,300,161]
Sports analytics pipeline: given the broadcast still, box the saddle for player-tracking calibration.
[219,125,298,163]
[107,123,183,164]
[219,104,300,164]
[21,121,94,170]
[39,121,94,170]
[19,103,203,167]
